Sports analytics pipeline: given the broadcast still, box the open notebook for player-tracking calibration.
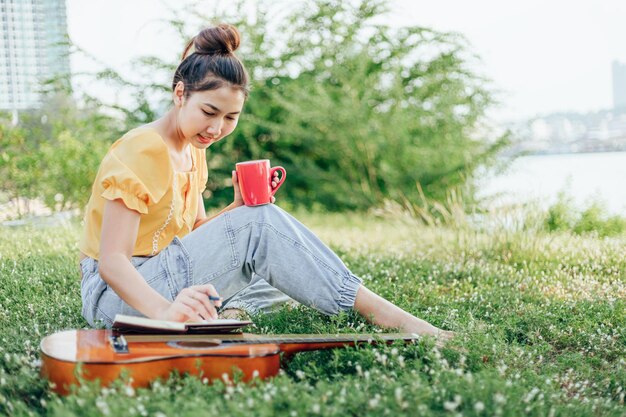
[112,314,252,334]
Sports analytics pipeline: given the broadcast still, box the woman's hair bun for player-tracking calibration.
[175,23,249,98]
[192,24,240,56]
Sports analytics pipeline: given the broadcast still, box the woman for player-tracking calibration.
[78,24,453,342]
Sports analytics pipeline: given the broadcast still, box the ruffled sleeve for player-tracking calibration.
[99,131,171,215]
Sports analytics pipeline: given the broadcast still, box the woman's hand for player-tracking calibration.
[231,170,245,207]
[269,171,280,203]
[232,170,279,205]
[156,284,222,322]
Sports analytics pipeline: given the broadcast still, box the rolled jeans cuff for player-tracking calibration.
[221,301,260,316]
[337,272,362,312]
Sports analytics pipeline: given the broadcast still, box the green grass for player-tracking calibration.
[0,211,625,416]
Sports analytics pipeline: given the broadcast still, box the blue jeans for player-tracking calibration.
[80,204,363,328]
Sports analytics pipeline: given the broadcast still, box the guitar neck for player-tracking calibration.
[249,333,419,346]
[124,332,419,347]
[263,333,420,356]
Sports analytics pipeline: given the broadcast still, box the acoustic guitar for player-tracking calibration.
[40,330,420,395]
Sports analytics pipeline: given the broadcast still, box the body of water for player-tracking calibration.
[478,151,626,215]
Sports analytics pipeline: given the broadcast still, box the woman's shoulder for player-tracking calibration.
[98,127,172,198]
[105,127,172,170]
[101,127,171,179]
[110,127,167,154]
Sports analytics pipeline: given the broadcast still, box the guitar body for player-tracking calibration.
[40,329,418,395]
[40,330,281,395]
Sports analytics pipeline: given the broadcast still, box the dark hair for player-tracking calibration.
[172,24,249,99]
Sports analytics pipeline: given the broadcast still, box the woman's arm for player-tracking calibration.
[193,193,207,227]
[193,199,239,230]
[193,171,245,230]
[99,199,168,318]
[99,199,221,321]
[192,170,281,231]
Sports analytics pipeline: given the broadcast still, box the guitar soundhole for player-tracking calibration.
[168,340,222,350]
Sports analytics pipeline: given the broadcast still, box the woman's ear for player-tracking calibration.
[173,81,185,107]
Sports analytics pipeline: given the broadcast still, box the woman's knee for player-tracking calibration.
[233,203,283,223]
[224,204,290,238]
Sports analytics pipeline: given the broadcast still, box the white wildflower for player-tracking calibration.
[443,400,458,411]
[368,394,380,408]
[124,385,135,397]
[494,393,506,404]
[443,395,462,411]
[95,398,110,416]
[524,387,541,403]
[394,387,403,403]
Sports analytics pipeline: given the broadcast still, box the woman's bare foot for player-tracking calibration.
[402,321,456,347]
[436,329,456,341]
[354,285,457,346]
[433,329,457,348]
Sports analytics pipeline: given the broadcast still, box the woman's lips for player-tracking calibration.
[197,135,213,144]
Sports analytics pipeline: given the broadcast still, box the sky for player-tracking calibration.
[65,0,626,124]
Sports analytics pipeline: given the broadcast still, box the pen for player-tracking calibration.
[208,295,221,302]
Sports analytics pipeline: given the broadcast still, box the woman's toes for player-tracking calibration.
[435,329,456,342]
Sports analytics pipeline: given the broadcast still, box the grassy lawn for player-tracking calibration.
[0,210,624,416]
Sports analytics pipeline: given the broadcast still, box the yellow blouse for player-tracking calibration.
[79,128,208,259]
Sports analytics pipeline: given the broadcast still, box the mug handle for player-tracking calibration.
[269,166,287,197]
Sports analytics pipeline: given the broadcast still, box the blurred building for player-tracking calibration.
[0,0,70,123]
[612,61,626,112]
[501,61,626,155]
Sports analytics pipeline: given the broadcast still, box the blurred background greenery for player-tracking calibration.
[1,0,508,218]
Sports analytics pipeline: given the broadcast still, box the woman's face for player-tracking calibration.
[175,82,246,149]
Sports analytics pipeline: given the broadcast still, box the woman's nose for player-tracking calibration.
[206,120,222,136]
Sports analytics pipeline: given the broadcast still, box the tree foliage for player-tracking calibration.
[1,0,508,215]
[175,0,507,210]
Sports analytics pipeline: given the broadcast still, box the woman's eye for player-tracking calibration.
[202,109,236,121]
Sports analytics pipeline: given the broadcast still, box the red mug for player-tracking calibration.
[235,160,287,206]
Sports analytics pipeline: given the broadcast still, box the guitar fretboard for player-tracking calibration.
[124,333,420,345]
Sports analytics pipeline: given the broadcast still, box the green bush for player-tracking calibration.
[39,130,110,211]
[0,92,122,216]
[573,203,626,237]
[0,120,43,212]
[543,194,626,237]
[544,193,576,233]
